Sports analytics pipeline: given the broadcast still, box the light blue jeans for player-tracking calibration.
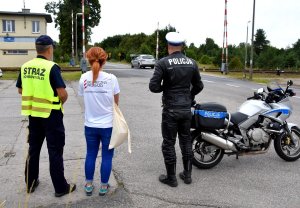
[84,126,114,184]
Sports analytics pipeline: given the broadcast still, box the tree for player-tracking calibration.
[284,51,297,69]
[256,46,284,69]
[92,25,300,71]
[95,25,177,61]
[254,29,270,55]
[292,39,300,61]
[199,38,219,57]
[198,38,220,66]
[119,33,148,55]
[139,43,152,55]
[229,56,243,70]
[185,43,198,60]
[199,55,212,65]
[45,0,101,58]
[96,35,122,50]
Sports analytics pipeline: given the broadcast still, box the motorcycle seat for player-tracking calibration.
[229,112,248,125]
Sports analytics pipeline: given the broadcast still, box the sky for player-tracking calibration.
[1,0,300,49]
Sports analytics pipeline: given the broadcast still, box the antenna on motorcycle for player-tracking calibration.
[285,80,293,93]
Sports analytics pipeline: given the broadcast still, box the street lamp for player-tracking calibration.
[249,0,256,80]
[81,0,86,59]
[71,10,74,60]
[75,12,82,61]
[244,20,251,79]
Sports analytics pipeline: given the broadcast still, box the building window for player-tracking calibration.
[3,50,28,55]
[32,21,40,33]
[2,20,15,32]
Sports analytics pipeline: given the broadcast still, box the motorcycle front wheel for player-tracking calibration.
[192,131,224,169]
[274,126,300,161]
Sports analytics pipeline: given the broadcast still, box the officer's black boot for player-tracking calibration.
[159,164,178,187]
[179,160,192,184]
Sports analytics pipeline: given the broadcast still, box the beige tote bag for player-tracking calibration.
[109,75,131,153]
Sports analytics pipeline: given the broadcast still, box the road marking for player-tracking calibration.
[226,84,240,88]
[252,88,257,91]
[294,96,300,99]
[203,80,215,83]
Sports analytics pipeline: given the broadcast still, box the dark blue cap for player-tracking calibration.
[35,35,55,46]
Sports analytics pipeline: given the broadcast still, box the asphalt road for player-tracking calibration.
[66,62,300,208]
[2,62,299,208]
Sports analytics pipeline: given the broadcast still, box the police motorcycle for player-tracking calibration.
[191,80,300,169]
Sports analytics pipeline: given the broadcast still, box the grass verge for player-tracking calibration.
[0,71,19,80]
[61,71,82,81]
[1,70,299,85]
[0,71,82,81]
[203,71,300,84]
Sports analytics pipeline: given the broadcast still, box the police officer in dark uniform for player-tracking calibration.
[16,35,76,196]
[149,32,203,187]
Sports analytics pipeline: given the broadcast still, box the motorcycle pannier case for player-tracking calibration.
[193,103,227,129]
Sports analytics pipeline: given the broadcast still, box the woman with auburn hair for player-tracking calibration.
[78,47,120,196]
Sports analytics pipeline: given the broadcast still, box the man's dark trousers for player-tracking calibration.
[25,110,68,193]
[161,108,193,165]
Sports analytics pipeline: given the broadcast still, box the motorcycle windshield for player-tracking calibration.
[267,81,283,92]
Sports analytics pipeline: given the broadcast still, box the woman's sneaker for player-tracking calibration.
[99,184,109,196]
[85,184,94,196]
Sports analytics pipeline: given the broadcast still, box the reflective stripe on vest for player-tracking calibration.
[21,58,62,118]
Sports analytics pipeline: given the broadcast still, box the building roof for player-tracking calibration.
[0,9,52,23]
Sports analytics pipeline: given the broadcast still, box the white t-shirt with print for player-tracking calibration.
[78,71,120,128]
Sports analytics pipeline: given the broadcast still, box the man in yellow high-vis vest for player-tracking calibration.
[16,35,76,197]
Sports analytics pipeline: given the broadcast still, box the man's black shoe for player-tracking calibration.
[179,172,192,184]
[55,183,76,197]
[159,174,178,187]
[27,179,40,193]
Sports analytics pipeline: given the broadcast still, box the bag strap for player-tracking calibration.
[111,74,115,106]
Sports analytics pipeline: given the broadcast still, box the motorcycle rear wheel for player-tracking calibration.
[274,126,300,161]
[192,131,224,169]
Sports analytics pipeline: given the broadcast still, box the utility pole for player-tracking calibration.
[221,0,228,74]
[249,0,256,80]
[75,13,82,61]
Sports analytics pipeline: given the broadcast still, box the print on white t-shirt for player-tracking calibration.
[78,71,120,128]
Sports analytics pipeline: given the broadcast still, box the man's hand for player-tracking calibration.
[56,88,68,104]
[114,93,120,106]
[18,88,22,95]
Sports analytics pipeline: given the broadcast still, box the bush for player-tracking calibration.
[229,56,243,70]
[185,48,197,60]
[199,55,212,64]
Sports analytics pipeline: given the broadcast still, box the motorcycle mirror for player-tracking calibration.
[257,88,264,93]
[287,80,293,86]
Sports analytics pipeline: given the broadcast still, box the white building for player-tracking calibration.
[0,9,52,67]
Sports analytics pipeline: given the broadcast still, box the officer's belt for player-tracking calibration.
[162,93,191,109]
